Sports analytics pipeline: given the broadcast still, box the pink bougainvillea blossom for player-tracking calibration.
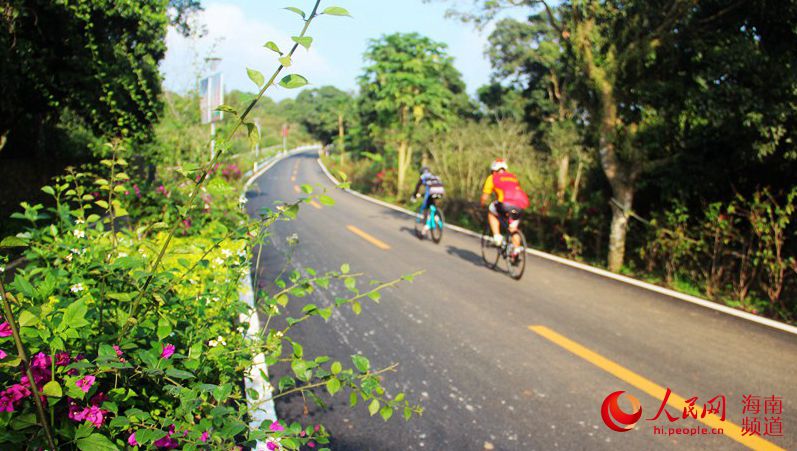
[154,424,179,448]
[308,441,316,448]
[160,343,175,359]
[269,420,284,432]
[83,405,107,427]
[55,351,71,366]
[128,432,138,446]
[200,431,209,442]
[90,392,107,406]
[76,375,96,393]
[113,345,123,357]
[0,349,6,360]
[0,322,12,337]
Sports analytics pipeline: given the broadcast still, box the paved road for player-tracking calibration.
[246,150,796,450]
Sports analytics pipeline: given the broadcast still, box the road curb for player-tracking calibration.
[315,154,797,337]
[239,144,320,448]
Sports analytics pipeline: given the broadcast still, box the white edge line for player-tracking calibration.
[239,144,320,449]
[315,153,797,337]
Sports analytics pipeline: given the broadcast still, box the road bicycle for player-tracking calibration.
[480,211,527,280]
[413,196,445,243]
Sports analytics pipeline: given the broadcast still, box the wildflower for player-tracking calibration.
[133,184,141,198]
[208,339,218,348]
[161,343,175,359]
[269,420,284,432]
[0,350,6,359]
[128,432,138,446]
[68,403,86,421]
[237,248,247,257]
[83,405,107,427]
[266,438,281,451]
[76,375,96,393]
[213,257,224,266]
[55,352,71,366]
[73,229,85,239]
[113,345,123,357]
[200,431,209,442]
[0,322,12,337]
[75,219,84,225]
[70,283,84,293]
[65,254,73,262]
[221,248,233,258]
[308,441,316,448]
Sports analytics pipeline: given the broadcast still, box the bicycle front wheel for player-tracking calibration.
[430,208,444,244]
[507,230,527,280]
[481,223,500,269]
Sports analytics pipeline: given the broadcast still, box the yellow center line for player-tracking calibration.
[346,225,391,250]
[309,200,322,209]
[528,325,783,451]
[293,185,300,193]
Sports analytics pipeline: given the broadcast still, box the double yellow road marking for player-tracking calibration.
[528,325,783,450]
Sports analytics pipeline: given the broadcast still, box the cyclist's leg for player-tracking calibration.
[505,206,523,251]
[421,192,433,230]
[488,202,502,245]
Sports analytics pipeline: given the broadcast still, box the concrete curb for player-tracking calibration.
[315,154,797,337]
[239,144,321,449]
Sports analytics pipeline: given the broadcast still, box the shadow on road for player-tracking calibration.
[399,226,421,240]
[445,245,484,268]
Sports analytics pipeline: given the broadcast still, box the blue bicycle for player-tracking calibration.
[413,196,445,243]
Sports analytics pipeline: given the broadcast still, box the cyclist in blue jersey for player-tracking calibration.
[410,167,445,233]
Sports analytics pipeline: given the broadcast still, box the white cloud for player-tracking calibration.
[160,2,332,101]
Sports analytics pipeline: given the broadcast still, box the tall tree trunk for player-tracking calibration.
[396,140,412,198]
[570,158,583,203]
[556,154,569,202]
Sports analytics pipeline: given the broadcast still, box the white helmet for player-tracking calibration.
[490,158,508,172]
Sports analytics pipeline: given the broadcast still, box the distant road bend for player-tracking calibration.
[246,149,796,451]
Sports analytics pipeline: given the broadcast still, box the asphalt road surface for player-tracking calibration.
[246,150,796,451]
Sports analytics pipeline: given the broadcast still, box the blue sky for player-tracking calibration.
[160,0,528,101]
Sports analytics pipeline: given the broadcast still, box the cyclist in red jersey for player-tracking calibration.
[479,159,529,256]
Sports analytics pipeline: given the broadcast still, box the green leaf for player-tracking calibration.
[301,184,313,194]
[331,361,342,375]
[344,277,356,291]
[284,6,306,19]
[247,122,260,148]
[368,399,380,416]
[340,263,350,274]
[326,377,341,396]
[403,406,412,421]
[318,194,335,206]
[351,301,362,315]
[76,434,119,451]
[157,317,172,341]
[279,74,309,89]
[41,185,55,196]
[292,36,313,50]
[109,416,129,428]
[349,391,358,407]
[213,384,232,403]
[18,310,39,327]
[95,200,109,209]
[322,6,351,16]
[367,291,382,302]
[0,236,27,248]
[279,56,292,67]
[380,405,393,421]
[165,368,195,380]
[351,355,370,373]
[215,104,238,114]
[42,381,62,398]
[62,299,89,329]
[247,67,265,88]
[264,41,282,54]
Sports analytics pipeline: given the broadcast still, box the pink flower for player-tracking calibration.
[160,344,175,359]
[0,349,6,359]
[55,352,71,366]
[68,403,86,422]
[200,431,209,442]
[83,405,106,427]
[133,184,141,198]
[0,322,12,337]
[308,441,316,448]
[153,435,178,448]
[269,420,284,432]
[113,345,123,357]
[76,375,96,393]
[128,432,138,446]
[31,352,50,370]
[0,396,13,412]
[266,441,279,451]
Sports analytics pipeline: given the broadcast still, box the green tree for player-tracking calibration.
[0,0,201,156]
[285,86,352,146]
[358,33,465,197]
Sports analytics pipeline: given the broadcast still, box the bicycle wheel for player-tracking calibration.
[430,208,444,244]
[414,209,425,239]
[481,223,500,269]
[507,229,527,280]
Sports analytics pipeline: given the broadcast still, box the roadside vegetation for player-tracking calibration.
[311,1,797,322]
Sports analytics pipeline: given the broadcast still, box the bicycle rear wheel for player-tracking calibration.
[430,208,444,244]
[507,230,527,280]
[481,223,500,269]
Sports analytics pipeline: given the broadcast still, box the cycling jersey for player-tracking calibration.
[414,172,445,211]
[482,171,529,209]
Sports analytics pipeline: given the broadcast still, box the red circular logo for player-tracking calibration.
[601,391,642,432]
